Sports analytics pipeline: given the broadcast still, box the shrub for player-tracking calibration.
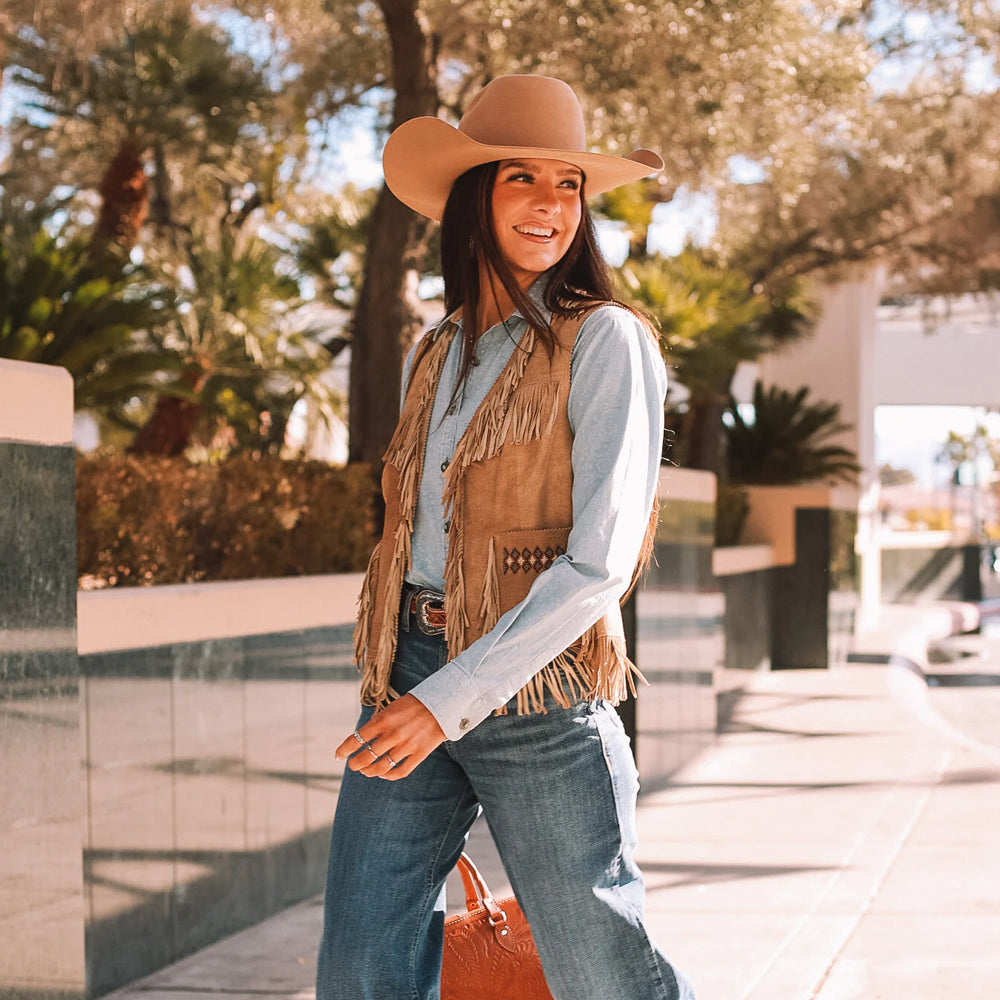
[725,381,861,487]
[715,482,750,547]
[77,454,377,587]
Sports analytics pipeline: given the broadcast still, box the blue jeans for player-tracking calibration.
[317,612,696,1000]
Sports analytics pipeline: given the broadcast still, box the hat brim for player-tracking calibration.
[382,117,663,222]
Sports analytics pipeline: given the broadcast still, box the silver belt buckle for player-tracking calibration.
[414,589,446,635]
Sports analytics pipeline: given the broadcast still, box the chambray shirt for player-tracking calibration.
[400,291,667,742]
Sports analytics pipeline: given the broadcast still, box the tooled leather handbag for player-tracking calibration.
[442,853,554,1000]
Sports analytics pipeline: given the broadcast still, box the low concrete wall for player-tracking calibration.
[714,547,776,673]
[737,486,859,671]
[713,546,777,725]
[77,579,362,997]
[0,360,85,1000]
[78,574,364,654]
[879,533,983,604]
[635,468,720,785]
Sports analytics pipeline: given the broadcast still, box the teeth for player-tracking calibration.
[514,225,556,237]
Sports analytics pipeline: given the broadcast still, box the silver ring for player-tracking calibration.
[352,730,365,746]
[385,752,398,768]
[366,745,379,760]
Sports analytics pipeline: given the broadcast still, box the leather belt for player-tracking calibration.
[408,587,446,636]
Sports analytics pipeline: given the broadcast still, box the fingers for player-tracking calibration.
[334,713,392,764]
[352,744,422,781]
[343,733,429,780]
[348,740,402,779]
[334,695,446,781]
[334,727,370,761]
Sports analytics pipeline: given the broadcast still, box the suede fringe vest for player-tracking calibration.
[354,305,659,716]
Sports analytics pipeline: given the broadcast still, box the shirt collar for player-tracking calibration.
[447,271,555,334]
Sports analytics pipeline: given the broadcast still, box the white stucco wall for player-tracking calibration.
[756,270,883,474]
[0,359,74,445]
[875,294,1000,407]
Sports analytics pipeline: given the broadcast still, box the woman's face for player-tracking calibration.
[489,158,583,288]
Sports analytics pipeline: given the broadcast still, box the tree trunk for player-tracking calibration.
[349,0,437,468]
[92,137,149,258]
[679,390,730,478]
[129,367,205,457]
[678,359,740,477]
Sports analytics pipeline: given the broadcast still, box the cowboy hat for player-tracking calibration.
[382,75,663,221]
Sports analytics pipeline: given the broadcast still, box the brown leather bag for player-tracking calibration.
[442,853,554,1000]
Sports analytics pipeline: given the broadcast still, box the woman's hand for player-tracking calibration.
[335,694,447,780]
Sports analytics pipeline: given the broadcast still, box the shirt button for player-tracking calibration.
[470,356,480,367]
[440,460,449,472]
[459,718,470,731]
[446,405,457,416]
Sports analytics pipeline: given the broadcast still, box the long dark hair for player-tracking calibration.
[439,161,619,390]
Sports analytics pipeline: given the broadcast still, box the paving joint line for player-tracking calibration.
[804,746,952,1000]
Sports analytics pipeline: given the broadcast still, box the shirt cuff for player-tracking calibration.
[408,659,496,741]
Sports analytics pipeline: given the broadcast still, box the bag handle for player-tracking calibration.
[456,853,508,929]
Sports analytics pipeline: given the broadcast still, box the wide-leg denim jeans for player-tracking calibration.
[316,612,696,1000]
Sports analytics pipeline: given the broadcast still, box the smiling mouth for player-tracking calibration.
[513,224,557,238]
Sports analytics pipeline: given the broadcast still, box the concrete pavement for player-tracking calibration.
[102,620,1000,1000]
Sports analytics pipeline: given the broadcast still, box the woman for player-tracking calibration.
[317,75,696,1000]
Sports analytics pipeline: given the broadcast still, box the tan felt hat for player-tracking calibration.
[382,75,664,221]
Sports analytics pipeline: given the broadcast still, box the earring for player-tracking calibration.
[468,236,476,257]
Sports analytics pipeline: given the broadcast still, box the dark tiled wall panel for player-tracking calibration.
[634,498,721,790]
[0,443,85,1000]
[880,543,982,603]
[720,571,772,674]
[79,627,359,997]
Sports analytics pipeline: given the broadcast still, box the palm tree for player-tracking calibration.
[622,251,815,476]
[725,380,861,486]
[292,185,378,361]
[4,8,274,258]
[129,226,339,456]
[0,203,174,412]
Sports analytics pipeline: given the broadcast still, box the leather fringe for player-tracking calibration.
[445,327,537,474]
[352,542,380,668]
[443,325,538,659]
[478,539,501,635]
[584,632,648,702]
[443,498,470,659]
[358,307,658,717]
[359,523,411,710]
[358,324,456,707]
[497,379,561,451]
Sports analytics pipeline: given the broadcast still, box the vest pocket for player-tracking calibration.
[489,525,572,616]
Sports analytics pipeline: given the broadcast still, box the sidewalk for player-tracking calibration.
[103,658,1000,1000]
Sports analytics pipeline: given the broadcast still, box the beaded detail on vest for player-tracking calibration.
[354,306,659,715]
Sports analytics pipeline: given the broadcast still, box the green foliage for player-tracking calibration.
[0,218,175,410]
[77,454,378,587]
[5,0,997,471]
[625,253,815,398]
[596,180,663,256]
[622,252,815,472]
[725,381,861,486]
[879,463,916,487]
[152,225,341,452]
[626,253,765,396]
[715,482,750,547]
[293,184,378,322]
[5,9,273,165]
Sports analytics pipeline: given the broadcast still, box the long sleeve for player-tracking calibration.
[408,305,667,740]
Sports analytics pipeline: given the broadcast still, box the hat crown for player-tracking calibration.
[459,75,587,154]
